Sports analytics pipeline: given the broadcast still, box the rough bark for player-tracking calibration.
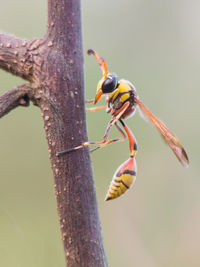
[0,0,108,266]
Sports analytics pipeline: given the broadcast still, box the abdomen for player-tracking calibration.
[105,157,137,201]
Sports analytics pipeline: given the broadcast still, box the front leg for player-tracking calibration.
[86,105,107,112]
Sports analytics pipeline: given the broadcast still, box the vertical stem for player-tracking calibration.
[44,0,108,266]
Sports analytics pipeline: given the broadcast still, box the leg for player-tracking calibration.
[85,99,94,103]
[57,102,130,156]
[102,101,130,140]
[57,118,116,156]
[86,105,107,112]
[90,121,127,152]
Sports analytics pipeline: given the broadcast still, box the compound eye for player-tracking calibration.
[102,76,117,93]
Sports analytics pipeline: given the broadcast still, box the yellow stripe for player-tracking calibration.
[121,174,134,188]
[109,89,120,102]
[120,93,130,103]
[108,79,132,104]
[96,77,105,92]
[117,80,132,93]
[105,172,136,200]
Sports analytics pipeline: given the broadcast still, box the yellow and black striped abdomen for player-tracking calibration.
[105,157,137,201]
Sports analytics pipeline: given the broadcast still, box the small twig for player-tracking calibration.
[0,84,33,118]
[0,33,33,80]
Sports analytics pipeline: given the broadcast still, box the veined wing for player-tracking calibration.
[135,97,189,167]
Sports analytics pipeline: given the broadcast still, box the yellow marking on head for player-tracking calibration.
[96,77,106,92]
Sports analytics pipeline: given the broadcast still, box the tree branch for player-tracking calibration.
[0,33,33,80]
[0,84,33,118]
[0,0,108,266]
[44,1,108,266]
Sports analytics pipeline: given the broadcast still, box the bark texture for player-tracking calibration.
[0,0,108,266]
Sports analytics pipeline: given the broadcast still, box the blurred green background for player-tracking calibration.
[0,0,199,266]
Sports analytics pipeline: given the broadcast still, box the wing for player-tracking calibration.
[135,97,189,167]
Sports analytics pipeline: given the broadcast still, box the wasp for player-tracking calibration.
[58,49,189,201]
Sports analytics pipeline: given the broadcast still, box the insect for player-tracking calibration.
[58,49,189,201]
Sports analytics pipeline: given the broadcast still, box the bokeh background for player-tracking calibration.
[0,0,199,266]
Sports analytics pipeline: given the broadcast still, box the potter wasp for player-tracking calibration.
[58,49,189,201]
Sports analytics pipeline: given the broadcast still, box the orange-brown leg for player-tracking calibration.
[85,99,94,103]
[57,102,130,156]
[86,105,107,112]
[57,117,117,156]
[90,122,127,152]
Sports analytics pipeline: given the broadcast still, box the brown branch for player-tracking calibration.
[0,0,108,266]
[42,1,108,266]
[0,84,33,118]
[0,33,33,80]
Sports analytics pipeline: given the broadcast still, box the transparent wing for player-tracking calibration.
[135,97,189,167]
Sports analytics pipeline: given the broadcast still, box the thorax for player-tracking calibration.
[108,80,137,119]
